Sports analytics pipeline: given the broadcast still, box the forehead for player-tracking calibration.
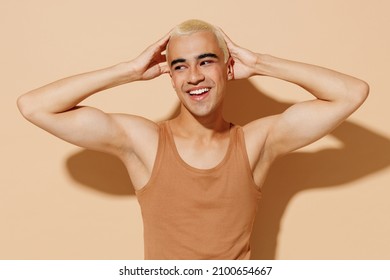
[167,31,222,62]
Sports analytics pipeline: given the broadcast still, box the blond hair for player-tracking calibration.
[166,19,229,62]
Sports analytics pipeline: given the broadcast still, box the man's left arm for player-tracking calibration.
[221,30,369,159]
[254,54,369,158]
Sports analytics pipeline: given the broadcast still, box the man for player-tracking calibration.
[17,19,369,259]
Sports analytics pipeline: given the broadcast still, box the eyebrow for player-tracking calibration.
[170,53,219,67]
[170,58,186,67]
[197,53,219,60]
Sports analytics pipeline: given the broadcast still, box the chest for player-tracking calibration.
[172,136,231,170]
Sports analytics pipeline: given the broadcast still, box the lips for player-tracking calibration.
[188,87,210,95]
[187,87,211,101]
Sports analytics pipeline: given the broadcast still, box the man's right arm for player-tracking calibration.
[17,33,170,156]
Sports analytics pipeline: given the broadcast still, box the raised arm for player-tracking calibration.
[255,55,369,158]
[221,30,369,160]
[17,33,170,155]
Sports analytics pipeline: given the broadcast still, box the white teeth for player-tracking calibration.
[189,88,209,95]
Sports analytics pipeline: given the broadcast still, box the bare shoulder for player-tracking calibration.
[111,114,160,190]
[239,115,281,187]
[111,114,159,155]
[242,115,280,165]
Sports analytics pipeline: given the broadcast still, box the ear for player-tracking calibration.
[226,56,234,80]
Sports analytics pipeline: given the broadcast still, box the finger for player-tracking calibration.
[155,29,172,49]
[216,26,234,45]
[160,63,170,75]
[143,31,171,57]
[155,52,167,64]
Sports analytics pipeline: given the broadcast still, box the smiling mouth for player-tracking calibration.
[188,88,210,96]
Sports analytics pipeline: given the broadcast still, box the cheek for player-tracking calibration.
[170,77,176,88]
[209,65,227,79]
[211,71,227,85]
[170,74,180,89]
[171,73,188,90]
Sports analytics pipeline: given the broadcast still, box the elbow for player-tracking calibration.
[17,93,36,121]
[357,80,370,103]
[17,94,28,117]
[355,80,369,103]
[347,79,369,109]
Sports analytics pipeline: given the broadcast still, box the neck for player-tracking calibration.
[170,105,230,139]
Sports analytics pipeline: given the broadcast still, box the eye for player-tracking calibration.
[200,60,214,66]
[174,65,186,71]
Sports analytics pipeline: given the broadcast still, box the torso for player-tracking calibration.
[135,121,262,259]
[167,121,232,170]
[119,117,274,191]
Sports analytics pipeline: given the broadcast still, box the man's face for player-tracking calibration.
[167,31,233,118]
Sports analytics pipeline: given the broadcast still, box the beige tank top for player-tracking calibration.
[135,121,261,259]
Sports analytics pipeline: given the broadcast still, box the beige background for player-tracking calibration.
[2,0,389,259]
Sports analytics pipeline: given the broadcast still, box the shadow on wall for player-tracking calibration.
[66,79,390,259]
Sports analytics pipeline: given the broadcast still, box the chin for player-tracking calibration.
[190,107,220,119]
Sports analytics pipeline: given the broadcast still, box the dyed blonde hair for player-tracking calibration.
[166,19,229,62]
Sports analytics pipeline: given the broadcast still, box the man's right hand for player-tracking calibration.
[130,32,171,81]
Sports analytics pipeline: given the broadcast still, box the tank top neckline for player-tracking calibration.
[164,121,236,174]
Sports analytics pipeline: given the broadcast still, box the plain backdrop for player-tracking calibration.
[1,0,389,259]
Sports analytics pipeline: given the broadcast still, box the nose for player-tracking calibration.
[187,66,205,85]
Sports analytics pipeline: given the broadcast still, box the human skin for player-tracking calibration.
[17,27,369,190]
[167,31,233,119]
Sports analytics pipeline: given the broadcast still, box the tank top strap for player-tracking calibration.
[158,121,176,157]
[162,121,241,173]
[234,125,245,151]
[229,124,242,154]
